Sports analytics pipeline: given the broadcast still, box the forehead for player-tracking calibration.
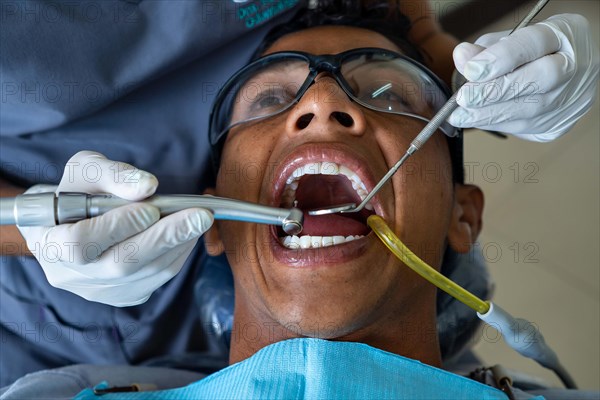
[264,25,403,55]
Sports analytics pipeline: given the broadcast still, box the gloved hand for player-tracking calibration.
[449,14,599,142]
[18,151,213,307]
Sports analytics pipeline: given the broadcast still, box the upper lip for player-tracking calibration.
[270,143,385,217]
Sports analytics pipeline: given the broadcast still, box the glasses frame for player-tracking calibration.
[209,47,455,148]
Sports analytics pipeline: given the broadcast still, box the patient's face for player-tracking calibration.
[211,26,459,352]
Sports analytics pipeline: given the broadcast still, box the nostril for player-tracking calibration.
[296,113,314,129]
[332,112,354,127]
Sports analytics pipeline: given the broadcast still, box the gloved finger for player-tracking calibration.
[57,151,158,201]
[34,238,194,307]
[452,77,595,128]
[449,92,555,132]
[449,94,577,139]
[109,239,199,287]
[455,111,576,142]
[453,43,486,76]
[450,96,536,126]
[456,53,573,108]
[18,225,49,255]
[473,30,510,48]
[34,258,93,293]
[67,241,197,306]
[42,203,161,265]
[463,24,561,82]
[83,208,213,280]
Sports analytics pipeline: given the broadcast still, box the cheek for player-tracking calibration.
[216,128,278,200]
[217,219,262,297]
[215,128,282,300]
[371,115,418,164]
[375,122,454,265]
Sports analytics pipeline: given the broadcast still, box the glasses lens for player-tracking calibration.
[217,57,310,138]
[341,53,448,120]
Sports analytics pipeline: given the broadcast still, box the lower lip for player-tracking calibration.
[268,227,373,267]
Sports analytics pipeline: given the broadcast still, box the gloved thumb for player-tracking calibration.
[453,43,486,75]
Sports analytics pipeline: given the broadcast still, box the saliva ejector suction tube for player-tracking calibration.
[367,215,577,389]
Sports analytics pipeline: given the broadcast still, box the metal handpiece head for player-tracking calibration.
[282,208,304,235]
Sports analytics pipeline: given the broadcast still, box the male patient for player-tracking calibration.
[195,14,489,399]
[8,8,496,400]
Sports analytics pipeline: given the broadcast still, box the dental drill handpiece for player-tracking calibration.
[320,0,550,215]
[0,192,304,235]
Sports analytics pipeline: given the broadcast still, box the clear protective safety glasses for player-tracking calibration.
[209,47,457,148]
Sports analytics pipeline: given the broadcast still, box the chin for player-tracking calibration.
[267,296,384,340]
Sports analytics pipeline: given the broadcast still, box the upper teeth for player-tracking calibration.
[282,162,374,211]
[281,234,365,249]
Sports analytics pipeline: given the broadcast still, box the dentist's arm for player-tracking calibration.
[0,178,28,255]
[14,151,214,307]
[449,14,599,141]
[400,0,460,86]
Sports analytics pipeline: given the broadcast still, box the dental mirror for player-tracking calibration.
[308,203,356,216]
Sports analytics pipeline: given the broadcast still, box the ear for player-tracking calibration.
[203,188,225,256]
[447,184,484,254]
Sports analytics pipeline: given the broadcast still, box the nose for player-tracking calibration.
[285,76,367,137]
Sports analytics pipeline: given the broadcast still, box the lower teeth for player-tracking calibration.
[280,235,365,249]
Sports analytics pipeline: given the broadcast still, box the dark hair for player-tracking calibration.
[252,1,421,62]
[211,1,464,183]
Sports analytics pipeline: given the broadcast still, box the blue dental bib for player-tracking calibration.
[76,338,509,399]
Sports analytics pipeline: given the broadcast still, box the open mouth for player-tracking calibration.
[277,161,377,249]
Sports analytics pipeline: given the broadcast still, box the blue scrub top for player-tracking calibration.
[0,0,304,386]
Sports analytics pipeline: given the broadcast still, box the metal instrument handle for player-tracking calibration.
[0,193,304,235]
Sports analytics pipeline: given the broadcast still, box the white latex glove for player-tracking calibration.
[18,151,213,307]
[449,14,599,142]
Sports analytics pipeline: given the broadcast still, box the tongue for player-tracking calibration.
[291,175,370,237]
[301,213,370,237]
[295,175,360,208]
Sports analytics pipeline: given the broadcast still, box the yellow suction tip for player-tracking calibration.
[367,215,489,314]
